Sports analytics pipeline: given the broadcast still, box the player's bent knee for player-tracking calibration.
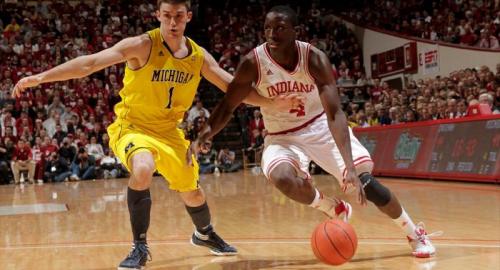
[359,173,391,207]
[130,161,155,189]
[181,189,206,207]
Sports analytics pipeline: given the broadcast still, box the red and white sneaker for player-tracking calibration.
[407,222,442,258]
[331,200,352,222]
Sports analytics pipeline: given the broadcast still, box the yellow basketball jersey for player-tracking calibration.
[114,28,204,135]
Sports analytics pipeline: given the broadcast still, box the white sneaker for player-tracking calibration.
[407,222,442,258]
[329,200,352,222]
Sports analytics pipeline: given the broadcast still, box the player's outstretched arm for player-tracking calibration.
[12,35,150,98]
[201,48,304,109]
[309,46,367,205]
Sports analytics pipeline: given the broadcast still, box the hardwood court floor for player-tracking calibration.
[0,171,498,270]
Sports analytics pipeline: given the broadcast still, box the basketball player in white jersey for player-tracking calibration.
[194,6,437,257]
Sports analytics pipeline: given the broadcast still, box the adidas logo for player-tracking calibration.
[159,51,164,56]
[266,69,273,75]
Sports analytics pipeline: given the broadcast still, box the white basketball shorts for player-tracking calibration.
[261,114,373,184]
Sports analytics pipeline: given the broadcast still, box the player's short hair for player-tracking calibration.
[268,5,298,26]
[157,0,191,10]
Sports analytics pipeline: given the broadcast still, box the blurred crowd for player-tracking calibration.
[0,1,161,184]
[344,65,500,128]
[341,0,500,49]
[205,1,363,78]
[0,1,498,184]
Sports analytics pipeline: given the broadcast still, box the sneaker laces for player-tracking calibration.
[208,231,229,249]
[128,242,152,262]
[414,222,443,243]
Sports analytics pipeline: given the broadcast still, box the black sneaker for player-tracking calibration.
[118,241,151,270]
[190,229,238,256]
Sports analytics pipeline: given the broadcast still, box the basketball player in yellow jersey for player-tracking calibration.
[12,1,303,269]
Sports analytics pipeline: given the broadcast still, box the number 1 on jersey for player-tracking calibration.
[166,87,174,109]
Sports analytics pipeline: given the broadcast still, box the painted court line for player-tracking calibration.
[7,236,499,246]
[0,240,498,250]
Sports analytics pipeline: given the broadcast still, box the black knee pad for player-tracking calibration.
[359,173,391,207]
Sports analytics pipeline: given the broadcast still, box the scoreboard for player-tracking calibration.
[371,42,418,78]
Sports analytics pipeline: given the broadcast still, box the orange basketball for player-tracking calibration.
[311,219,358,265]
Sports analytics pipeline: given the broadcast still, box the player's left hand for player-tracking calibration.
[273,94,306,111]
[342,169,367,206]
[12,75,43,98]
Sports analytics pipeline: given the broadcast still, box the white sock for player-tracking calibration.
[393,208,417,237]
[309,189,339,216]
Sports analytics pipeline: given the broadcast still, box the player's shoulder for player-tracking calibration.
[303,43,329,71]
[241,48,260,66]
[115,33,151,50]
[226,49,259,80]
[135,33,153,47]
[306,43,328,61]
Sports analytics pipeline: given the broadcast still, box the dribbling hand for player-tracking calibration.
[11,75,43,98]
[186,139,211,166]
[342,169,367,206]
[186,124,212,166]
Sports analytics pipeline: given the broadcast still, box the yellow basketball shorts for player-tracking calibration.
[107,120,199,192]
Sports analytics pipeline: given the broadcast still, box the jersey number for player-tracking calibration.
[289,104,305,117]
[166,87,174,109]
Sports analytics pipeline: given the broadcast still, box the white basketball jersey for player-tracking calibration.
[253,41,324,134]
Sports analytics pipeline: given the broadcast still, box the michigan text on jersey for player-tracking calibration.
[151,69,194,84]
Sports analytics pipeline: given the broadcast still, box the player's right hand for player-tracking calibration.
[11,75,43,98]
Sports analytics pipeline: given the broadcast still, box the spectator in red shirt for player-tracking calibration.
[370,79,383,103]
[15,112,33,134]
[74,98,94,118]
[40,136,59,159]
[460,25,477,46]
[248,109,265,143]
[32,88,47,106]
[1,126,17,144]
[10,139,36,184]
